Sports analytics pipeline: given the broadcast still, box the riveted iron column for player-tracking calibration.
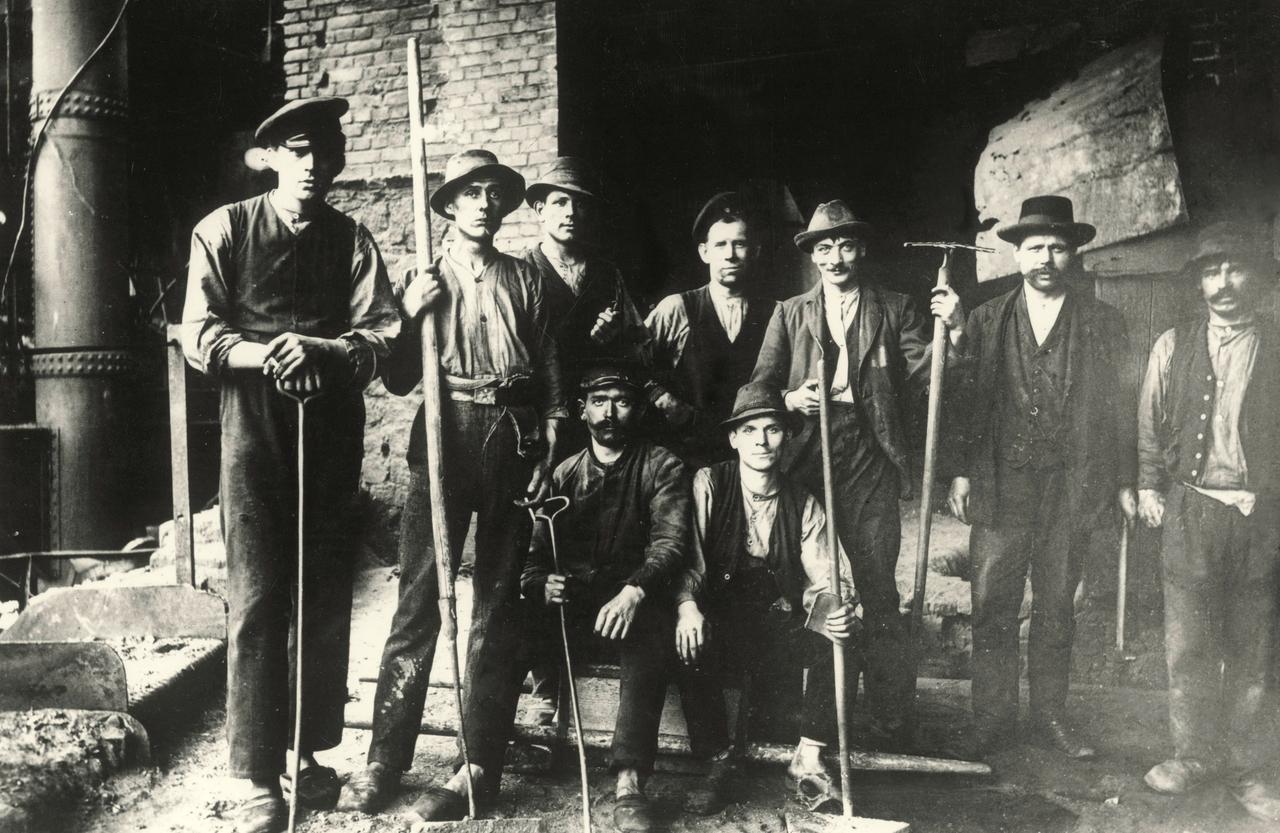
[30,0,130,548]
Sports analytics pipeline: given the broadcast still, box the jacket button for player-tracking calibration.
[1200,413,1208,420]
[1203,394,1211,401]
[1030,406,1039,415]
[1191,469,1198,476]
[1207,375,1214,381]
[1197,433,1204,440]
[1194,453,1202,459]
[723,573,731,581]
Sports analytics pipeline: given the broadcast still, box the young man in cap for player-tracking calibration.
[947,195,1136,759]
[750,200,963,750]
[646,192,777,468]
[674,382,857,815]
[522,363,689,833]
[339,149,566,821]
[1136,221,1280,820]
[181,96,400,832]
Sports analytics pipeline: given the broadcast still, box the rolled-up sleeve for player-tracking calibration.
[1138,329,1176,492]
[799,493,856,611]
[181,209,243,376]
[341,225,401,389]
[627,452,691,594]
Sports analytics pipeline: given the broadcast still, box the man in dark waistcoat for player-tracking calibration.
[1136,221,1280,821]
[338,150,566,821]
[947,196,1137,760]
[750,200,963,749]
[522,363,689,833]
[645,192,777,468]
[673,382,857,816]
[181,97,401,833]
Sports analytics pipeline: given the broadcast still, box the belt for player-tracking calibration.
[444,374,537,407]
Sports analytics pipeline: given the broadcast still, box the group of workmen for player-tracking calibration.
[182,96,1280,833]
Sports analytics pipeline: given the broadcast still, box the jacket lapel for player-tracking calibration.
[854,284,883,378]
[802,283,827,353]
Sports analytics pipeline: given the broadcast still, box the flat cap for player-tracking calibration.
[254,97,349,148]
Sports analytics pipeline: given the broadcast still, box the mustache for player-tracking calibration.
[1209,290,1237,303]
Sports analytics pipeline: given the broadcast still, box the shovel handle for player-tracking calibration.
[275,379,322,407]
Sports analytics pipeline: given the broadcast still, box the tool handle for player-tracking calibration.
[274,378,322,406]
[1116,519,1130,652]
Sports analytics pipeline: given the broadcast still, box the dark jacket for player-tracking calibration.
[749,281,932,483]
[951,282,1135,525]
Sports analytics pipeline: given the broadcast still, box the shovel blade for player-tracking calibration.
[0,641,128,711]
[785,812,910,833]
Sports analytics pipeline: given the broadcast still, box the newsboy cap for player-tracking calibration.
[254,97,348,148]
[578,360,647,395]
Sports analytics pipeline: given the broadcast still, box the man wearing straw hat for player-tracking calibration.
[339,149,566,822]
[673,381,857,815]
[1136,220,1280,821]
[182,97,401,832]
[947,195,1136,760]
[750,200,963,751]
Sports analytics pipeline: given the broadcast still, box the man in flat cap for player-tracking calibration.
[339,149,566,821]
[674,382,857,815]
[750,200,963,750]
[181,96,400,833]
[645,192,778,468]
[522,363,689,833]
[947,195,1136,760]
[1137,221,1280,820]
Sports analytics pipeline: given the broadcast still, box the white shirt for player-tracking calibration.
[822,283,860,404]
[540,243,588,296]
[708,281,746,343]
[1024,285,1066,345]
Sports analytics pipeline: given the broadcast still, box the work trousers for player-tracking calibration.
[525,589,672,775]
[367,401,533,782]
[1161,484,1280,775]
[676,574,839,757]
[221,377,363,779]
[969,462,1091,729]
[791,402,908,730]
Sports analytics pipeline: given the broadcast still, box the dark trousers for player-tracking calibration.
[525,590,672,775]
[221,378,363,779]
[1161,484,1280,775]
[969,462,1090,728]
[791,402,908,730]
[367,401,533,780]
[676,590,838,758]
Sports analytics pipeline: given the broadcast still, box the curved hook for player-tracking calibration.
[527,494,571,525]
[275,378,322,406]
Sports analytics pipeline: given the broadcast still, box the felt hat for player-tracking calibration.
[525,156,601,207]
[253,97,348,148]
[793,201,875,252]
[720,382,804,433]
[995,195,1096,247]
[1184,220,1275,277]
[578,360,647,395]
[429,149,526,220]
[692,191,754,243]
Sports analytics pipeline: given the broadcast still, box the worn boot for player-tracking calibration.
[1031,717,1096,760]
[1144,758,1214,794]
[336,762,400,813]
[1230,775,1280,822]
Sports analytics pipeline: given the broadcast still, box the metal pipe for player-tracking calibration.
[30,0,131,550]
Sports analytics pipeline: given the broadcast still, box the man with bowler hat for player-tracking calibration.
[946,195,1137,759]
[522,362,689,833]
[646,192,778,468]
[181,97,401,832]
[750,200,963,750]
[339,149,566,821]
[1137,220,1280,821]
[673,382,857,815]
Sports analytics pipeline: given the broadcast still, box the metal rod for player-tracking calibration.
[287,390,308,833]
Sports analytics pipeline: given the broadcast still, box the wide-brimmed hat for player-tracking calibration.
[254,97,348,148]
[794,201,875,252]
[526,156,601,207]
[429,149,526,220]
[692,191,757,243]
[578,360,647,395]
[1184,220,1275,277]
[720,382,804,433]
[996,195,1096,247]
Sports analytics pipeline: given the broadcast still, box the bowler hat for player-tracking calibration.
[526,156,601,207]
[578,360,647,395]
[996,195,1096,247]
[794,201,875,252]
[430,149,526,220]
[254,97,348,148]
[1184,220,1275,277]
[692,192,754,243]
[720,382,804,433]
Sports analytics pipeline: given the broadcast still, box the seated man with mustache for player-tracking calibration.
[521,363,690,833]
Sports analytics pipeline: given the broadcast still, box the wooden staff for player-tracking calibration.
[1116,519,1130,652]
[407,36,475,818]
[816,349,853,819]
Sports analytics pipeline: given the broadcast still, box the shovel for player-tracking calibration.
[528,495,591,833]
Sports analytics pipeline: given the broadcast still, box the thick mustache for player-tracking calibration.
[1210,291,1236,303]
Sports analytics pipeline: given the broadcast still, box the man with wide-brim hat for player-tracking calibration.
[750,199,963,751]
[341,149,568,822]
[645,191,779,469]
[671,381,856,815]
[181,95,401,833]
[521,360,690,833]
[1136,219,1280,821]
[946,194,1136,761]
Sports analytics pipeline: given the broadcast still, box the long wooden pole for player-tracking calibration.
[407,37,476,818]
[1116,520,1129,652]
[815,350,853,819]
[910,252,951,636]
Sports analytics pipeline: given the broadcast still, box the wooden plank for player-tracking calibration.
[164,326,195,588]
[0,585,226,642]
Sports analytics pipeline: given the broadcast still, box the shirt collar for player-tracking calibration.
[708,280,745,307]
[822,281,860,316]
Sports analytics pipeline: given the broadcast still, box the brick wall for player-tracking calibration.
[277,0,559,558]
